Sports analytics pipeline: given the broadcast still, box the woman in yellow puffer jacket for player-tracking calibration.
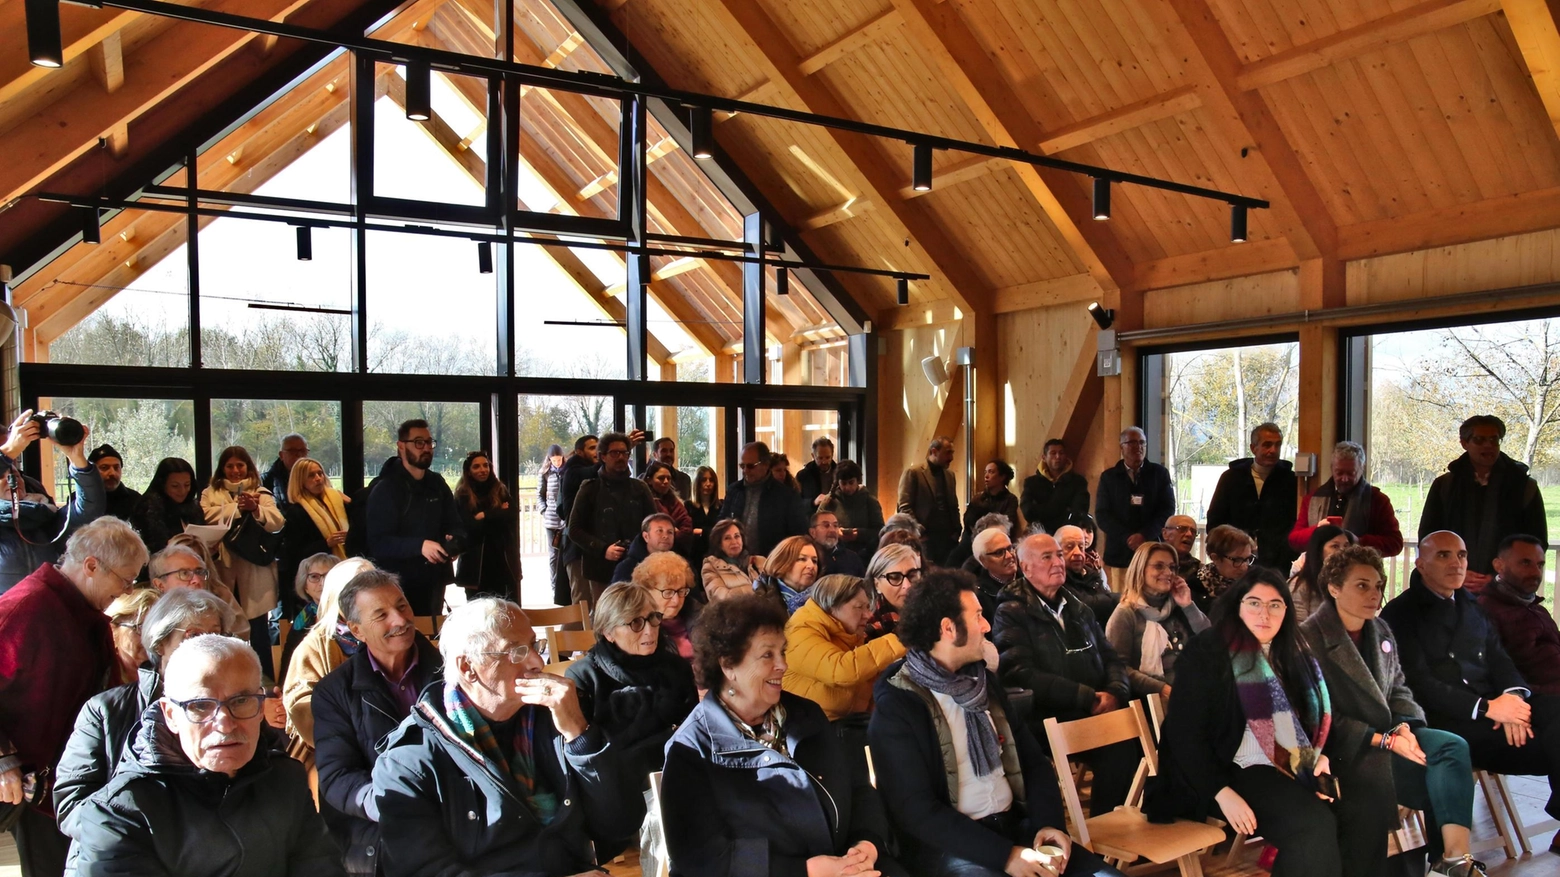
[782,574,906,721]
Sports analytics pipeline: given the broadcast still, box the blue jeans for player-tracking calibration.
[1391,727,1474,861]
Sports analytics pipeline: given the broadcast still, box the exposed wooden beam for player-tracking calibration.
[898,154,1000,199]
[873,299,966,331]
[1501,0,1560,139]
[0,7,139,108]
[87,31,126,94]
[603,256,704,294]
[544,32,587,67]
[797,9,902,76]
[1132,237,1299,291]
[1162,0,1341,262]
[1338,184,1560,260]
[798,198,875,230]
[575,135,679,200]
[1037,85,1202,154]
[1237,0,1502,91]
[1042,338,1105,466]
[993,273,1103,312]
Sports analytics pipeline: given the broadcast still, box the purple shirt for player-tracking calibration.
[367,646,421,713]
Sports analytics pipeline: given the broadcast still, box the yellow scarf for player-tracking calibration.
[297,489,348,559]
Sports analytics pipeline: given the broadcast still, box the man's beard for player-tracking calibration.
[407,452,433,471]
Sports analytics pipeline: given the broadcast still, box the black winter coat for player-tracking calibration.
[313,634,443,873]
[54,667,160,833]
[946,489,1022,568]
[281,501,333,615]
[71,705,343,877]
[1095,460,1175,568]
[1379,574,1529,722]
[1419,452,1549,574]
[661,690,902,877]
[1063,568,1119,628]
[992,582,1130,723]
[796,461,837,505]
[366,458,467,604]
[565,639,697,797]
[824,489,885,562]
[455,494,520,598]
[1019,469,1091,538]
[372,680,632,877]
[1205,458,1299,570]
[718,478,809,557]
[129,492,203,556]
[568,472,657,584]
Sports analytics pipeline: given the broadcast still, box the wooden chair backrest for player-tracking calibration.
[1146,691,1167,740]
[547,626,596,657]
[1042,701,1155,847]
[523,600,590,628]
[543,658,577,676]
[413,616,439,637]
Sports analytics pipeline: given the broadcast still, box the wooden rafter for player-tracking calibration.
[1502,0,1560,139]
[797,9,902,76]
[0,6,140,108]
[1037,85,1203,155]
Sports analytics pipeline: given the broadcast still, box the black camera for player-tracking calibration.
[30,410,84,446]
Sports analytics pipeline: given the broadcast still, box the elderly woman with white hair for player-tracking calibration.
[283,556,375,768]
[372,597,634,877]
[54,587,239,838]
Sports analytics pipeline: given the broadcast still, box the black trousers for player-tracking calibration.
[1084,739,1141,817]
[9,805,68,877]
[1430,691,1560,820]
[1227,760,1396,877]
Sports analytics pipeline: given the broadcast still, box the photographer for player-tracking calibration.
[0,409,103,595]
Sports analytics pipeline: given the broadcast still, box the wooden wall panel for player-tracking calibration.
[997,302,1096,475]
[1347,226,1560,303]
[1143,269,1302,327]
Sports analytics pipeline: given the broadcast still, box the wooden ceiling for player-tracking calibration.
[5,0,1560,358]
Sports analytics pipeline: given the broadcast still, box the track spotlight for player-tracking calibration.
[897,276,910,306]
[25,0,63,69]
[1092,177,1111,221]
[405,59,431,122]
[477,240,493,274]
[82,207,101,245]
[1230,203,1248,243]
[912,144,933,192]
[1087,301,1114,330]
[690,106,714,160]
[776,267,788,295]
[295,225,312,261]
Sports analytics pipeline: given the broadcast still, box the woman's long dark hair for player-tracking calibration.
[146,457,196,499]
[210,446,258,490]
[455,451,510,513]
[642,460,681,501]
[692,465,720,512]
[1210,566,1326,731]
[1295,524,1357,594]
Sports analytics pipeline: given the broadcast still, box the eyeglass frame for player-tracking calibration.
[400,438,438,450]
[165,692,270,724]
[478,643,534,664]
[619,612,665,633]
[1239,597,1288,616]
[877,567,924,587]
[1214,553,1255,567]
[155,566,210,583]
[982,545,1017,560]
[654,587,692,601]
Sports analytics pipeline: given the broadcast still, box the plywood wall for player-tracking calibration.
[997,303,1095,477]
[1348,227,1560,305]
[1144,270,1302,328]
[874,320,971,514]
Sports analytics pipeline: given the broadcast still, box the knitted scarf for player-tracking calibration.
[902,649,1001,777]
[1229,639,1331,788]
[296,489,348,559]
[442,683,558,824]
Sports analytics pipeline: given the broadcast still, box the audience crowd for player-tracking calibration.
[0,410,1552,877]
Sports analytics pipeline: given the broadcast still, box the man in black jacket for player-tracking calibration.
[1419,415,1549,588]
[372,598,630,877]
[718,442,808,556]
[262,433,309,516]
[797,436,839,511]
[1381,530,1560,837]
[1161,515,1203,581]
[1094,426,1174,580]
[85,444,141,521]
[568,432,657,609]
[810,509,866,577]
[1020,438,1091,537]
[314,568,442,874]
[554,434,599,606]
[366,419,466,616]
[610,513,677,584]
[993,532,1136,817]
[971,526,1019,623]
[1205,422,1298,571]
[869,569,1122,877]
[1055,524,1118,627]
[71,635,343,876]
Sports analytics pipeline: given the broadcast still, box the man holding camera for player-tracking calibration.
[0,409,103,595]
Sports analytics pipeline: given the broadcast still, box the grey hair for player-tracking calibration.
[1333,440,1365,466]
[62,516,148,574]
[970,527,1009,558]
[971,512,1011,536]
[811,574,872,613]
[293,552,340,602]
[439,597,529,668]
[142,587,238,665]
[148,544,202,579]
[881,513,924,537]
[281,433,306,446]
[928,436,954,452]
[592,582,657,638]
[1017,531,1060,563]
[162,634,260,698]
[1119,426,1146,442]
[865,543,920,585]
[1250,422,1282,445]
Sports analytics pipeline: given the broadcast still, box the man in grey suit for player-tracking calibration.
[898,436,960,564]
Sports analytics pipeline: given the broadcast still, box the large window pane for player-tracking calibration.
[366,229,496,375]
[211,400,343,488]
[41,397,194,499]
[1163,342,1300,520]
[363,401,480,484]
[373,64,488,206]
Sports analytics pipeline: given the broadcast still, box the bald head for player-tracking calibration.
[1054,525,1090,574]
[159,636,263,777]
[1415,530,1469,598]
[1162,515,1197,554]
[1018,532,1066,599]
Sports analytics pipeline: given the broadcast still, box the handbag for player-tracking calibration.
[225,509,282,566]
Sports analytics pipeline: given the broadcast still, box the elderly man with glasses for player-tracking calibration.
[373,597,632,877]
[71,634,342,875]
[1095,426,1175,586]
[971,526,1019,622]
[717,441,808,557]
[366,418,467,616]
[1055,524,1119,627]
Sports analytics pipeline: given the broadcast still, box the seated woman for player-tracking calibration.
[284,556,375,768]
[1105,541,1210,699]
[1192,524,1257,613]
[373,597,634,877]
[157,537,247,641]
[703,518,764,603]
[754,535,820,615]
[1301,545,1482,877]
[1289,524,1356,624]
[632,550,697,661]
[105,588,160,686]
[662,595,906,877]
[783,574,906,723]
[863,543,922,641]
[1146,567,1396,877]
[566,582,698,849]
[55,587,238,834]
[278,551,339,687]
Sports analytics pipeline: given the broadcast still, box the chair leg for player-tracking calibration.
[1493,773,1532,855]
[1176,851,1206,877]
[1224,833,1248,868]
[1476,771,1520,860]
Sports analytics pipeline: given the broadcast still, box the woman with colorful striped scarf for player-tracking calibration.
[1145,567,1399,877]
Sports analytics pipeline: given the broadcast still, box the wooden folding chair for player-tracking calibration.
[543,658,578,676]
[1145,692,1167,739]
[523,600,591,629]
[1472,769,1560,858]
[1043,702,1225,876]
[645,771,671,877]
[271,617,291,678]
[547,626,596,661]
[413,615,439,637]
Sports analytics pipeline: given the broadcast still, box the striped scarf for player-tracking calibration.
[442,683,558,824]
[1230,639,1331,789]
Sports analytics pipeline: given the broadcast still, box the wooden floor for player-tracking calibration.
[4,778,1554,876]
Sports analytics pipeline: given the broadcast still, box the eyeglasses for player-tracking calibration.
[621,612,664,632]
[113,620,142,631]
[401,438,438,449]
[655,587,692,601]
[305,572,327,583]
[1166,525,1197,533]
[982,546,1016,559]
[102,566,138,588]
[479,643,534,664]
[878,568,923,587]
[1218,554,1255,567]
[167,693,268,723]
[1145,562,1176,573]
[604,448,630,458]
[739,461,765,470]
[156,567,209,583]
[1240,598,1288,616]
[1122,439,1147,447]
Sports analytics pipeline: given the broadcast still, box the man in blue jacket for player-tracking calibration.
[1094,426,1174,582]
[366,419,466,616]
[718,442,807,556]
[1205,422,1298,571]
[868,568,1123,876]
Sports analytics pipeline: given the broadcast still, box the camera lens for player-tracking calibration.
[47,415,84,446]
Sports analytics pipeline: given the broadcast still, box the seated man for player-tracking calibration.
[71,635,342,875]
[1478,534,1560,697]
[1161,515,1202,582]
[373,597,631,876]
[1381,530,1560,851]
[993,532,1135,817]
[810,509,866,577]
[970,526,1018,623]
[1055,524,1118,626]
[870,569,1123,877]
[313,569,443,874]
[610,513,676,584]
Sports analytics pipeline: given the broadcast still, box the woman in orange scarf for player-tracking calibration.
[282,457,350,585]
